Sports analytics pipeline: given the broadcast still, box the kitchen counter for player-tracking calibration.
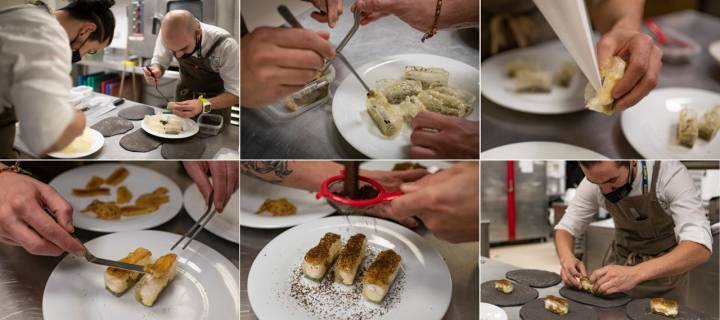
[241,221,479,319]
[241,0,479,159]
[481,10,720,158]
[0,162,239,320]
[15,93,239,160]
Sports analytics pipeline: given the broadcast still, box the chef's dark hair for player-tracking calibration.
[59,0,116,45]
[578,161,631,168]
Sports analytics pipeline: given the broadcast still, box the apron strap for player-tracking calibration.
[202,35,230,59]
[649,161,661,195]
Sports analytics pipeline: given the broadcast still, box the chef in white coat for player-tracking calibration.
[0,0,116,158]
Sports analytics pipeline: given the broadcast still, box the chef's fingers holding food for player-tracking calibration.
[172,100,203,118]
[389,163,479,243]
[596,29,662,111]
[183,161,239,213]
[241,27,335,107]
[559,256,587,288]
[354,0,479,32]
[589,264,640,295]
[0,168,85,256]
[409,112,479,159]
[309,0,344,28]
[143,64,163,84]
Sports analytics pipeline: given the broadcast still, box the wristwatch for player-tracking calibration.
[199,96,212,113]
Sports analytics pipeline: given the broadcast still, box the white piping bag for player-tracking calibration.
[533,0,603,91]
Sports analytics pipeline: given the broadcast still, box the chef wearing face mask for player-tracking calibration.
[143,10,239,125]
[0,0,115,158]
[554,161,712,304]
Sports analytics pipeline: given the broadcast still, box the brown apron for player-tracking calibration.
[176,35,231,128]
[601,161,689,303]
[0,1,50,158]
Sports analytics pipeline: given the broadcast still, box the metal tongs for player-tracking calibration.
[171,190,216,250]
[277,5,371,93]
[145,66,172,103]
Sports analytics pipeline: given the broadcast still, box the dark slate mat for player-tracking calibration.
[559,286,631,308]
[520,298,598,320]
[118,105,155,120]
[626,298,710,320]
[91,117,133,137]
[161,138,206,159]
[481,280,538,307]
[119,129,161,152]
[506,269,562,288]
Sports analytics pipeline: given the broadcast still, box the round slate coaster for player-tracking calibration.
[118,105,155,120]
[90,117,133,137]
[626,299,709,320]
[161,138,206,159]
[520,298,598,320]
[559,286,631,308]
[119,129,161,152]
[481,280,538,307]
[506,269,562,288]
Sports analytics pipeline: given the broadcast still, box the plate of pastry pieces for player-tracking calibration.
[247,216,452,320]
[43,230,239,320]
[49,163,183,232]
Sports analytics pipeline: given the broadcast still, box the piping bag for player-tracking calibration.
[533,0,603,91]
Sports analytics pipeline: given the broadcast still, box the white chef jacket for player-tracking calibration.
[151,22,239,97]
[556,161,713,252]
[0,4,75,155]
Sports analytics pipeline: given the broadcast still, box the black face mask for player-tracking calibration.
[602,167,633,203]
[71,50,82,64]
[179,34,201,59]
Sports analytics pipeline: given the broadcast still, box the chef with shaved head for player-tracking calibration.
[143,10,239,126]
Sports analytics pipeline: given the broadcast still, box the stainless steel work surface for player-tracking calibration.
[241,219,479,319]
[0,162,239,320]
[481,10,720,158]
[15,93,239,160]
[241,0,479,159]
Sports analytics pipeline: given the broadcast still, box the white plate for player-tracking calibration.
[247,216,452,320]
[183,183,239,244]
[49,163,183,233]
[481,40,588,114]
[621,87,720,159]
[482,141,606,159]
[240,177,335,229]
[359,160,453,173]
[710,40,720,64]
[141,114,199,139]
[480,302,508,320]
[43,230,239,320]
[47,128,104,159]
[333,53,480,159]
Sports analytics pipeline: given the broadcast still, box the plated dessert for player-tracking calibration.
[677,106,720,148]
[256,198,298,217]
[143,114,185,135]
[650,298,678,318]
[104,247,177,307]
[506,60,577,94]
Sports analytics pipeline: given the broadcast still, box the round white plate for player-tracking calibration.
[141,114,199,139]
[710,40,720,64]
[482,141,606,159]
[480,302,508,320]
[49,163,183,233]
[184,183,239,244]
[48,128,104,159]
[332,53,480,159]
[481,40,588,114]
[43,230,239,320]
[240,177,335,229]
[248,216,452,320]
[621,87,720,159]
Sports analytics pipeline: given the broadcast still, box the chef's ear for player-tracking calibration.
[79,23,97,38]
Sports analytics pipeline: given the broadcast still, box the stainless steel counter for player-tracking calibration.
[481,10,720,158]
[241,0,479,159]
[0,162,239,320]
[15,93,239,160]
[241,220,479,320]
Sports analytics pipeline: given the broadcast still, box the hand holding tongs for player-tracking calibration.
[171,190,216,250]
[145,66,171,103]
[322,9,362,71]
[277,5,371,93]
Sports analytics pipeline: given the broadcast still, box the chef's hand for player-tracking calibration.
[390,163,479,243]
[410,112,479,159]
[183,161,239,213]
[172,99,202,118]
[143,64,163,84]
[354,0,432,31]
[559,255,587,288]
[241,27,335,107]
[596,26,662,111]
[0,171,85,256]
[308,0,344,28]
[361,169,430,228]
[590,264,641,295]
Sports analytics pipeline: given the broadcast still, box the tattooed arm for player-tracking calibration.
[240,161,343,192]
